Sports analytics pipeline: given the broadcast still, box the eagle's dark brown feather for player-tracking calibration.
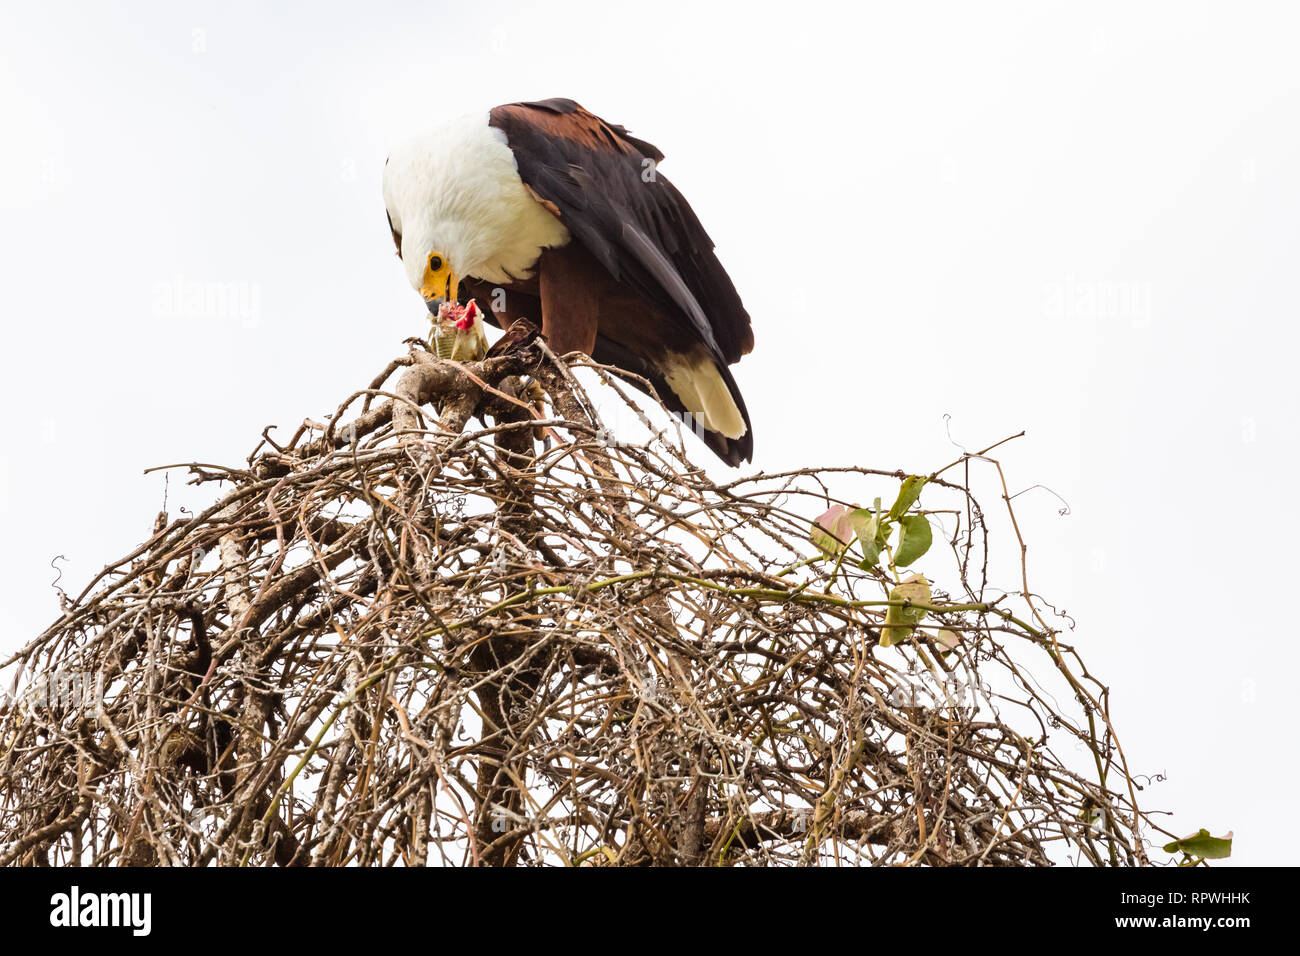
[487,98,754,464]
[489,99,753,365]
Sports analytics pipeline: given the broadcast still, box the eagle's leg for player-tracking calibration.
[538,244,600,357]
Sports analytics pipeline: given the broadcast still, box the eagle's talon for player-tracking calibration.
[520,378,550,441]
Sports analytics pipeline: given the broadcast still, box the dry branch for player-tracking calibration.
[0,324,1168,866]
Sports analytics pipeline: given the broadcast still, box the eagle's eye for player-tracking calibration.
[429,255,443,272]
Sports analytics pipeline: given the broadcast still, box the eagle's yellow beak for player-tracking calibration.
[420,252,459,313]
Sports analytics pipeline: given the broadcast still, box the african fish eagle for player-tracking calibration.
[382,97,755,465]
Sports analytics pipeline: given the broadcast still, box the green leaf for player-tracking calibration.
[849,508,882,568]
[1162,829,1233,860]
[894,515,933,567]
[889,476,928,520]
[873,501,892,551]
[880,574,930,647]
[811,505,853,556]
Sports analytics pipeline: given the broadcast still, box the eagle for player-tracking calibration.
[382,97,754,465]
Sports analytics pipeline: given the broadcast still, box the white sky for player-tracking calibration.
[2,0,1296,865]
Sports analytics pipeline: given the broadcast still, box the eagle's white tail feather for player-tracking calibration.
[664,356,746,440]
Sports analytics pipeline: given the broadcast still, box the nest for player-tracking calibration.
[0,322,1167,865]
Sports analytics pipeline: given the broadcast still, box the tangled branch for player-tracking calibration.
[0,323,1170,866]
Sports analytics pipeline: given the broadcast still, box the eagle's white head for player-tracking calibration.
[382,111,571,313]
